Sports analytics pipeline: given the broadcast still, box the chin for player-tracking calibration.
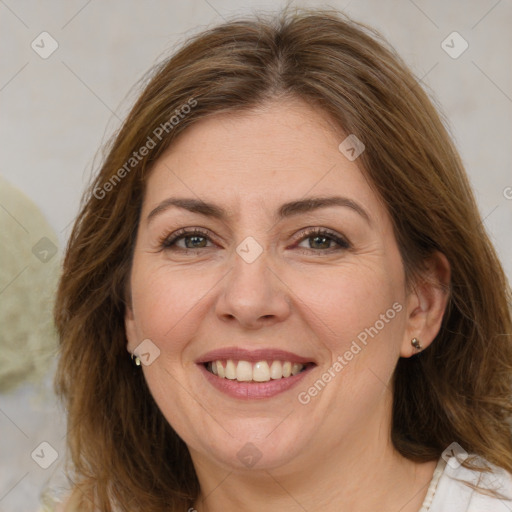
[186,417,313,472]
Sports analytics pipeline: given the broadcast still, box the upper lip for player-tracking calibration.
[196,347,316,365]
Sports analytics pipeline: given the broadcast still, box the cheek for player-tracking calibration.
[293,267,406,416]
[292,260,405,359]
[129,262,218,350]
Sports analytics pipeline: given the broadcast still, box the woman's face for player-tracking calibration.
[126,98,422,472]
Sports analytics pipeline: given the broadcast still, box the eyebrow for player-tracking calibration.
[146,196,371,225]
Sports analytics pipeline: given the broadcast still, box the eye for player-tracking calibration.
[160,228,214,250]
[295,228,350,253]
[158,227,350,254]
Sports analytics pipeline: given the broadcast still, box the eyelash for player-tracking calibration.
[159,227,211,250]
[159,227,351,254]
[294,227,350,253]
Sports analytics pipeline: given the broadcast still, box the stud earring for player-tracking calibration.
[411,337,423,350]
[131,353,141,366]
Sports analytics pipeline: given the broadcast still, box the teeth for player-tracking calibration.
[236,360,253,382]
[270,360,282,379]
[291,363,302,376]
[225,360,236,380]
[253,361,270,382]
[208,359,306,382]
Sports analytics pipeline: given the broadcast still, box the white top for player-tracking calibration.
[419,455,512,511]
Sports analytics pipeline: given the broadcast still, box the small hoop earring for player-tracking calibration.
[131,353,141,366]
[411,337,423,350]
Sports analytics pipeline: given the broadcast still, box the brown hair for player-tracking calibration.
[54,8,512,510]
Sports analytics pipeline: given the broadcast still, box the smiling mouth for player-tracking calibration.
[205,359,314,383]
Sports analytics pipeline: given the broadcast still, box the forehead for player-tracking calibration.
[143,98,381,217]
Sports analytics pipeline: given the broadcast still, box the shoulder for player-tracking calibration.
[430,455,512,512]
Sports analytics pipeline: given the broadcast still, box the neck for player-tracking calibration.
[191,394,437,512]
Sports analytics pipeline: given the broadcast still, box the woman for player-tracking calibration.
[52,9,512,511]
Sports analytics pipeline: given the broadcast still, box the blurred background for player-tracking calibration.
[1,0,511,510]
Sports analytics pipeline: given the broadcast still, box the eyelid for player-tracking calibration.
[291,226,351,250]
[159,226,351,253]
[159,227,216,249]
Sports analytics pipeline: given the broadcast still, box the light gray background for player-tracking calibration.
[1,1,511,510]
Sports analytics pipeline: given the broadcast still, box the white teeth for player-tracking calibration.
[225,360,237,380]
[207,359,305,382]
[216,360,225,378]
[253,361,270,382]
[236,360,253,381]
[270,360,282,379]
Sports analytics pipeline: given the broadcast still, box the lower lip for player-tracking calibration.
[198,364,314,400]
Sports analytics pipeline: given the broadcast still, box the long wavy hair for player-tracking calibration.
[54,9,512,511]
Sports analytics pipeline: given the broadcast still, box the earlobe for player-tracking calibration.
[400,251,451,358]
[124,305,138,354]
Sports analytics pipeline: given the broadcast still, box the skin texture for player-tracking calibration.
[125,98,450,511]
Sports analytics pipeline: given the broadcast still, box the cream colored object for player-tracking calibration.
[0,175,59,392]
[421,456,512,511]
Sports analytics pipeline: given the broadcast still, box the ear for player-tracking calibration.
[124,303,138,354]
[400,251,451,357]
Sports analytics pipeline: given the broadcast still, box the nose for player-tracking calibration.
[215,251,292,329]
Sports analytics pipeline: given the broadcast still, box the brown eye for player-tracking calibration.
[161,228,213,250]
[296,228,350,252]
[182,235,208,248]
[308,234,332,249]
